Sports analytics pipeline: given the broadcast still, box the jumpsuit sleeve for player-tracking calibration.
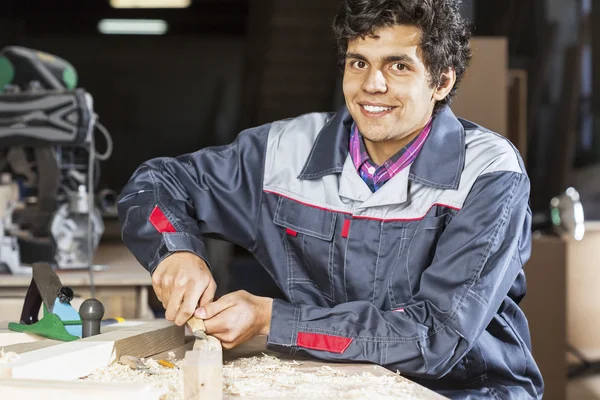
[117,123,270,274]
[266,169,532,379]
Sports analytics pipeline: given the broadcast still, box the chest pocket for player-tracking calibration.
[273,196,337,306]
[389,213,448,308]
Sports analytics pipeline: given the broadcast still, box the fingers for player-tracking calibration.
[164,282,184,322]
[151,279,163,303]
[164,276,216,326]
[198,278,217,307]
[151,259,172,303]
[205,310,246,350]
[202,311,230,335]
[159,275,173,311]
[174,281,203,326]
[151,253,217,326]
[196,292,235,319]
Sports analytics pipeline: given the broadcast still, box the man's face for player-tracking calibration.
[343,24,440,144]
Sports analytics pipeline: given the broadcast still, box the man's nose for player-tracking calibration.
[362,69,387,93]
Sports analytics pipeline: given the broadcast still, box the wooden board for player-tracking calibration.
[0,330,46,348]
[0,320,183,380]
[521,235,567,400]
[0,379,163,400]
[451,37,508,137]
[184,346,223,400]
[0,321,146,355]
[185,317,223,400]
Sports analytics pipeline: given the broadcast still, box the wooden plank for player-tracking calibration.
[1,321,145,355]
[0,379,163,400]
[451,37,508,136]
[1,338,61,355]
[0,320,183,380]
[185,316,223,400]
[0,330,46,347]
[184,346,223,400]
[521,236,567,400]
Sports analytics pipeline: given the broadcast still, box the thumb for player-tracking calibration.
[195,296,234,319]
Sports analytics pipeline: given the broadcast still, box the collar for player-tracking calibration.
[297,105,352,180]
[349,124,375,171]
[297,105,465,190]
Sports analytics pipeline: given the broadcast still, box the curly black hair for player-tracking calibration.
[333,0,473,113]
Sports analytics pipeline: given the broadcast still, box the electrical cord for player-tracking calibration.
[93,121,113,161]
[87,115,98,298]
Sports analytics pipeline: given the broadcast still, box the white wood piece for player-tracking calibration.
[0,379,163,400]
[184,319,223,400]
[184,347,223,400]
[0,319,183,380]
[0,330,45,347]
[2,322,146,355]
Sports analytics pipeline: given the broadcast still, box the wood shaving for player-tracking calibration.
[83,353,431,399]
[0,349,20,364]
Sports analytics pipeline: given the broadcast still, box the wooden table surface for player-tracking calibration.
[0,323,446,399]
[152,335,447,400]
[0,243,153,320]
[0,243,151,287]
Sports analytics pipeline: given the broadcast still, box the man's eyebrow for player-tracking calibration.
[346,52,417,65]
[345,52,367,61]
[382,54,416,65]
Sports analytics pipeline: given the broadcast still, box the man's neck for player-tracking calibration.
[363,118,431,166]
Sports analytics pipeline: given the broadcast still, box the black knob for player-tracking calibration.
[79,298,104,338]
[58,286,74,303]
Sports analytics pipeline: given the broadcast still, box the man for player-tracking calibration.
[117,0,543,398]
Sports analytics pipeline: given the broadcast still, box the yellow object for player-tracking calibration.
[158,359,176,369]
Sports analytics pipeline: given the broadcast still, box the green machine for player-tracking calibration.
[0,46,110,275]
[0,46,78,92]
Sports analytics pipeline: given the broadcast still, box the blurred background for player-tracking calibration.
[0,0,598,398]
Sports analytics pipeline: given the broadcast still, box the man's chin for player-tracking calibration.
[359,129,392,143]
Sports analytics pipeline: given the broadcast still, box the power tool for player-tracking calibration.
[0,46,78,94]
[0,46,112,274]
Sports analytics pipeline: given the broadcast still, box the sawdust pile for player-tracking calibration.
[0,349,20,364]
[84,353,429,399]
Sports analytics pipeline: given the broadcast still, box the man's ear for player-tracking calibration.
[432,68,456,101]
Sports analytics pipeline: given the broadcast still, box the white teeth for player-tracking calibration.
[362,105,392,113]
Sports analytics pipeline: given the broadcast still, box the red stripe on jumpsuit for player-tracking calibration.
[296,332,353,354]
[149,205,177,233]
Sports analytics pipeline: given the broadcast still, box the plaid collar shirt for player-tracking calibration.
[349,118,433,192]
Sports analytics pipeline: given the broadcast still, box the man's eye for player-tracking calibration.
[391,63,407,71]
[351,60,367,69]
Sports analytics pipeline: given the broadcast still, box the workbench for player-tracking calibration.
[0,243,154,321]
[0,320,446,399]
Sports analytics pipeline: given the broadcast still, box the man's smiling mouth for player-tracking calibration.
[359,103,397,116]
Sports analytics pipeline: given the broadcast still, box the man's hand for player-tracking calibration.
[196,290,273,349]
[151,252,216,326]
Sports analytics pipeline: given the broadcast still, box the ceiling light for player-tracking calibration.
[98,19,168,35]
[110,0,190,8]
